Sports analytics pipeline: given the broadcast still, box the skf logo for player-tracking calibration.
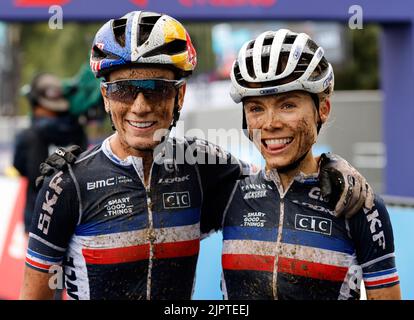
[87,178,115,190]
[163,192,191,209]
[295,214,332,236]
[364,207,386,249]
[38,171,64,235]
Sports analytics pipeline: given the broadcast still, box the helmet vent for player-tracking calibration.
[261,37,274,74]
[112,19,127,47]
[138,16,161,46]
[92,45,107,59]
[245,57,256,79]
[142,39,187,58]
[284,34,297,45]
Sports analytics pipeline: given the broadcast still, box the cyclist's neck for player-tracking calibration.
[109,134,154,186]
[267,150,318,191]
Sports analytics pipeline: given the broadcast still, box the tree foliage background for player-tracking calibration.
[14,22,380,115]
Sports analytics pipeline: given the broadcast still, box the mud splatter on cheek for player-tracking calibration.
[292,118,317,148]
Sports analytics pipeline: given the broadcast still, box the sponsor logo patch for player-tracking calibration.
[86,176,133,191]
[163,191,191,209]
[243,190,267,200]
[104,197,133,217]
[294,214,332,236]
[241,211,267,227]
[158,175,190,184]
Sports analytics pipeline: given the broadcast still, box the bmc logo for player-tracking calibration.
[163,192,191,209]
[87,178,115,190]
[294,214,332,236]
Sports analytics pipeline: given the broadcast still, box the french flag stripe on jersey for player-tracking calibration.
[363,268,399,288]
[82,239,200,264]
[154,239,200,259]
[222,254,348,282]
[82,244,150,264]
[25,257,52,271]
[27,248,63,263]
[364,275,400,288]
[223,226,278,242]
[75,213,148,236]
[277,256,349,282]
[153,208,200,228]
[363,267,397,278]
[283,229,355,254]
[222,253,275,272]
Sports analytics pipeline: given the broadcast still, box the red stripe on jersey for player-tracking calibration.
[153,239,200,259]
[222,254,275,272]
[278,256,348,282]
[82,244,150,265]
[26,257,51,271]
[365,275,400,287]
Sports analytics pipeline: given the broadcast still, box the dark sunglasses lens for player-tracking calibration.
[106,80,178,103]
[143,83,176,101]
[106,83,137,103]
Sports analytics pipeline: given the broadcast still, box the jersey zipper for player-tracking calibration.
[131,158,155,300]
[272,197,285,299]
[268,171,294,300]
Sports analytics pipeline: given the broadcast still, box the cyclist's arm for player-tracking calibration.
[366,284,401,300]
[349,195,401,300]
[20,267,55,300]
[189,138,251,236]
[20,169,79,300]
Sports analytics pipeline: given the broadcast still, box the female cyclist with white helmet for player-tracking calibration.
[21,11,378,299]
[221,29,401,300]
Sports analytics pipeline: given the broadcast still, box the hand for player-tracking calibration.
[35,145,82,189]
[318,153,374,218]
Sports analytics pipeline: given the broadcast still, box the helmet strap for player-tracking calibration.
[309,93,322,134]
[158,94,181,147]
[168,94,181,131]
[108,110,116,131]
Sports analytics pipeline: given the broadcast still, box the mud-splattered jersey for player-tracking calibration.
[221,169,399,300]
[26,135,247,300]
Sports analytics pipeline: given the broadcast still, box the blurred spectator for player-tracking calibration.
[13,73,88,234]
[62,62,105,123]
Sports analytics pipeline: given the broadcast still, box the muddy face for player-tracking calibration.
[244,91,325,171]
[102,67,185,158]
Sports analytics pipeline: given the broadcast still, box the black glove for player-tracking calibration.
[318,153,374,218]
[35,145,82,189]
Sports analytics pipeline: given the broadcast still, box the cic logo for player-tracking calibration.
[163,192,191,209]
[294,214,332,236]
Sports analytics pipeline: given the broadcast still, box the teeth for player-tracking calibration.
[265,138,293,145]
[129,121,154,128]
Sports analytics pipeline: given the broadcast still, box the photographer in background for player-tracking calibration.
[13,73,87,234]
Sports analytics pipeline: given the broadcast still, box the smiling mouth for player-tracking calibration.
[127,120,156,129]
[262,137,293,152]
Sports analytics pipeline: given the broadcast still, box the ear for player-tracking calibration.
[319,98,331,124]
[177,82,186,111]
[100,86,111,113]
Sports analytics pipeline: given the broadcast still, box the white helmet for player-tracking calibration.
[230,29,334,104]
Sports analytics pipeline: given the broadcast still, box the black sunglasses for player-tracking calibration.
[101,78,184,104]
